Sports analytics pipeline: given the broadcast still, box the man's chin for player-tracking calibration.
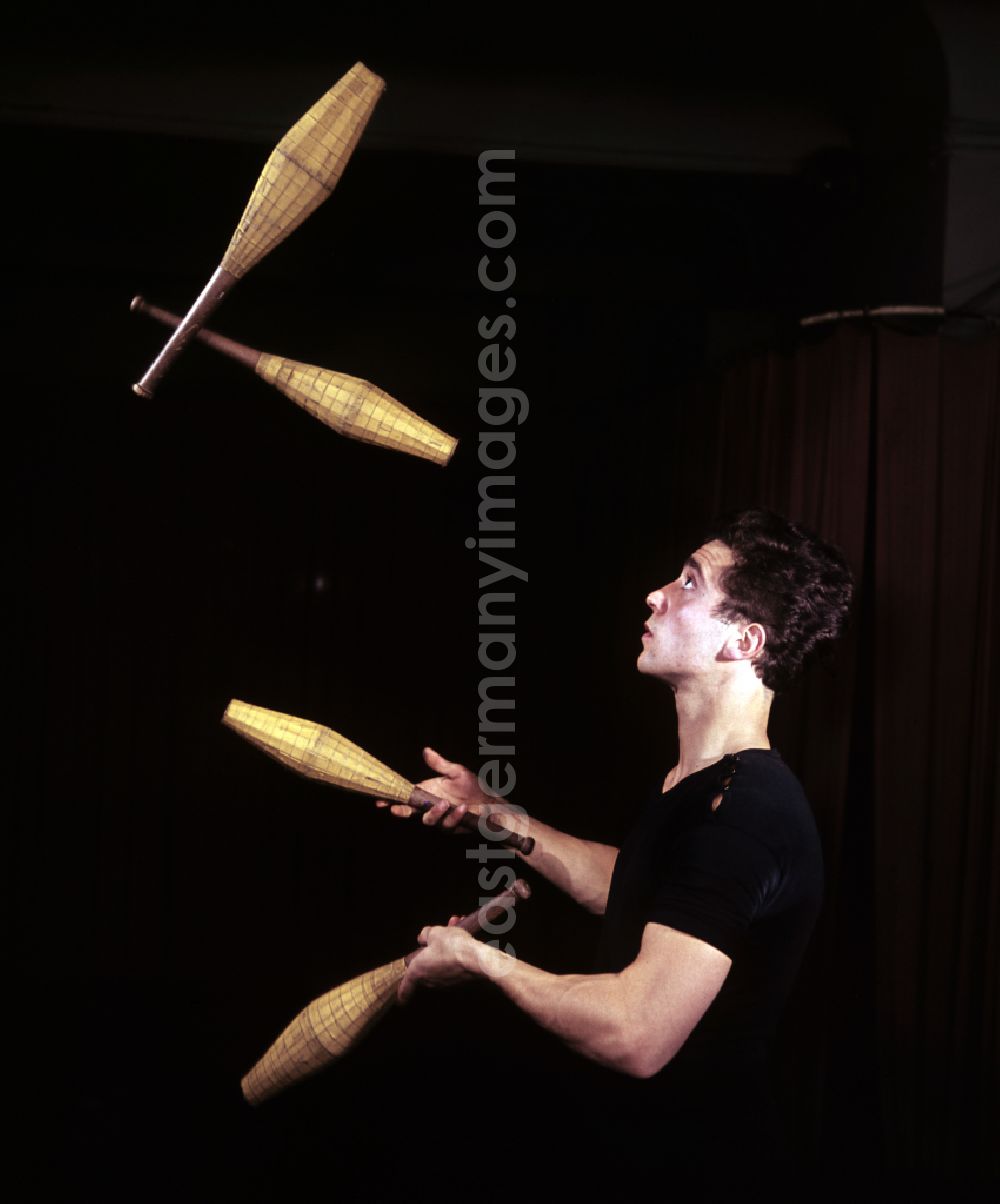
[637,656,680,688]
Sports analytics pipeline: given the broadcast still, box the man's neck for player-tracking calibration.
[663,673,773,791]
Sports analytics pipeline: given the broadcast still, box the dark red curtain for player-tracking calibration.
[872,327,999,1176]
[711,322,999,1184]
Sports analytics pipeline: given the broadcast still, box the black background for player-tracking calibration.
[7,4,989,1200]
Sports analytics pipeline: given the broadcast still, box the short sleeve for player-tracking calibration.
[646,820,782,957]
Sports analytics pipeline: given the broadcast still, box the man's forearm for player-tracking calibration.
[404,750,618,910]
[402,922,732,1077]
[515,818,618,914]
[471,943,646,1074]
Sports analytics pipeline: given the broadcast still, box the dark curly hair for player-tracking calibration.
[708,509,854,692]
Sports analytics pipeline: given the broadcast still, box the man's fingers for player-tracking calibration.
[421,799,452,825]
[376,800,416,817]
[418,799,469,830]
[440,802,468,829]
[423,746,460,777]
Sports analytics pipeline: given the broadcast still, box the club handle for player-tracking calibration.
[131,295,262,371]
[407,786,535,855]
[403,878,531,965]
[457,877,531,935]
[132,265,236,397]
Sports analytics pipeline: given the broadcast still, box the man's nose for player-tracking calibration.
[646,588,666,612]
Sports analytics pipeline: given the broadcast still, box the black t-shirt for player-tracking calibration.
[509,751,824,1198]
[596,748,822,1057]
[587,748,823,1191]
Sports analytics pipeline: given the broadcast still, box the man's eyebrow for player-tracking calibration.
[684,556,705,581]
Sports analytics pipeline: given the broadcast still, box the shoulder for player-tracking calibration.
[710,750,818,854]
[662,750,822,899]
[716,748,807,801]
[704,751,824,920]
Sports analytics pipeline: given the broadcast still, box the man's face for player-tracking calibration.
[637,540,738,682]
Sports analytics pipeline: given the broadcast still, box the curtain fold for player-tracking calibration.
[872,326,999,1174]
[710,321,998,1182]
[713,325,874,1159]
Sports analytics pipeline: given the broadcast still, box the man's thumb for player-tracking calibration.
[423,746,457,774]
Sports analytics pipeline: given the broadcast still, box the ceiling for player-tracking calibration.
[4,1,997,311]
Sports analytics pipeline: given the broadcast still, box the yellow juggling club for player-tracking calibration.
[133,62,384,399]
[241,879,531,1104]
[131,296,456,465]
[222,700,533,854]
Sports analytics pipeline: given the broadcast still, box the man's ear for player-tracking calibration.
[721,622,767,662]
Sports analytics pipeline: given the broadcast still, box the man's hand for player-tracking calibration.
[376,746,504,830]
[375,747,618,912]
[397,918,485,1003]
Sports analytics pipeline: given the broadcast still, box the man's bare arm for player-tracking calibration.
[399,921,731,1078]
[379,747,618,914]
[514,815,618,914]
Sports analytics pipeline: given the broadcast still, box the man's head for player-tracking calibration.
[638,510,853,694]
[707,509,853,692]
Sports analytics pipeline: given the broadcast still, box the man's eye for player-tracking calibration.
[681,574,695,590]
